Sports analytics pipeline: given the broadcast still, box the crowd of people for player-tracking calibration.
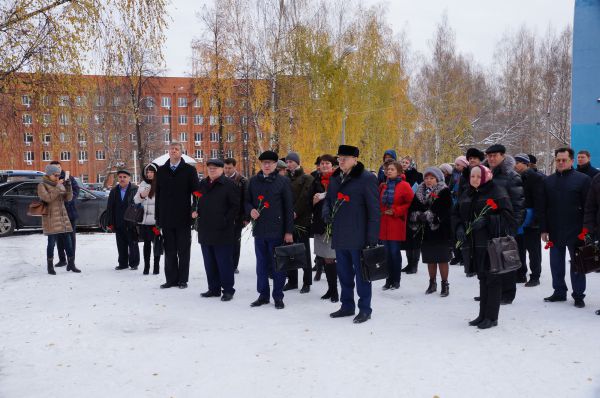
[38,141,600,327]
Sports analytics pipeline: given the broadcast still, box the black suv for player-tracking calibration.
[0,179,109,237]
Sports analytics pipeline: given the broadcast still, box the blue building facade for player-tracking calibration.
[571,0,600,157]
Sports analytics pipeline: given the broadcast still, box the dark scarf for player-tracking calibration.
[382,177,401,206]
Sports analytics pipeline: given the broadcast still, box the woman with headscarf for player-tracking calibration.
[400,156,424,274]
[452,165,515,329]
[134,162,163,275]
[408,167,453,296]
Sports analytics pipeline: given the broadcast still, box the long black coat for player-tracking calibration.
[155,158,201,229]
[408,184,453,244]
[229,172,249,227]
[541,168,591,246]
[584,173,600,235]
[193,175,240,245]
[245,170,294,239]
[323,162,380,250]
[520,167,545,228]
[311,172,329,235]
[106,183,138,230]
[452,180,515,274]
[485,156,525,227]
[288,167,314,229]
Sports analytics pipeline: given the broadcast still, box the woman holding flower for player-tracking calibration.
[452,165,515,329]
[134,163,162,275]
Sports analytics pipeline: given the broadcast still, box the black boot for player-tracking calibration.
[425,279,437,294]
[323,261,339,302]
[47,258,56,275]
[55,258,67,267]
[66,256,81,273]
[468,315,484,326]
[440,280,449,297]
[143,262,150,275]
[153,257,160,275]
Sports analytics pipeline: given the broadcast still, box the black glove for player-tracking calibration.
[471,217,487,231]
[417,212,428,222]
[455,226,466,243]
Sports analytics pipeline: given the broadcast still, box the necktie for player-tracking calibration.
[171,165,176,172]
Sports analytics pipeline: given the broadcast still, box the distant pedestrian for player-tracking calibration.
[576,150,599,179]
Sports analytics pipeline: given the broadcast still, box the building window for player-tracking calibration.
[41,95,50,106]
[130,133,137,142]
[164,132,170,143]
[58,95,69,107]
[81,174,89,183]
[41,114,51,125]
[112,96,121,107]
[161,96,171,108]
[93,114,104,125]
[226,149,234,158]
[193,98,202,108]
[95,96,105,107]
[194,115,204,125]
[224,115,234,125]
[97,174,106,183]
[22,114,32,125]
[60,151,71,161]
[94,133,103,143]
[210,98,218,107]
[22,95,31,106]
[178,97,187,107]
[43,132,51,144]
[115,149,122,160]
[194,132,203,143]
[24,151,34,162]
[226,132,235,142]
[144,114,154,124]
[75,96,86,106]
[225,98,234,107]
[242,132,249,141]
[95,150,105,160]
[178,114,187,125]
[211,149,218,158]
[209,116,218,126]
[42,151,51,161]
[59,114,69,125]
[23,132,33,144]
[145,97,155,108]
[194,149,203,159]
[78,131,86,143]
[257,131,264,140]
[241,116,248,125]
[75,114,85,125]
[162,115,170,125]
[78,151,88,161]
[179,132,187,142]
[210,131,218,142]
[59,132,69,143]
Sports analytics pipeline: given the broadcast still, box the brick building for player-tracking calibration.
[0,75,256,186]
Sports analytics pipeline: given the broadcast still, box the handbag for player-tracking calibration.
[274,243,307,272]
[360,245,388,282]
[573,244,600,274]
[486,214,521,274]
[27,200,47,216]
[123,204,144,223]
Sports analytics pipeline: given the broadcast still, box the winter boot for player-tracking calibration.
[153,257,160,275]
[323,261,339,302]
[314,257,324,282]
[55,257,67,268]
[440,280,449,297]
[66,256,81,273]
[47,258,56,275]
[143,261,150,275]
[425,279,437,294]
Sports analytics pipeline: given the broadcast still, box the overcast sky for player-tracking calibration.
[163,0,575,76]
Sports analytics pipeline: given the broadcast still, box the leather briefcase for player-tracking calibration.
[487,235,521,274]
[274,243,307,272]
[123,204,144,223]
[27,200,47,216]
[573,244,600,274]
[360,245,388,282]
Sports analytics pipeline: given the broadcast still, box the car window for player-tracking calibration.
[78,188,96,200]
[5,182,39,197]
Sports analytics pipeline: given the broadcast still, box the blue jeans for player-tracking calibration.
[336,249,372,315]
[201,244,235,295]
[549,245,586,300]
[383,240,402,284]
[254,238,286,301]
[47,233,73,259]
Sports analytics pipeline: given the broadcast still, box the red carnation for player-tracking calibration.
[337,192,344,200]
[193,191,203,198]
[152,226,161,236]
[263,201,270,209]
[258,195,264,201]
[343,195,350,202]
[544,241,554,250]
[430,192,438,199]
[486,199,498,210]
[578,227,589,241]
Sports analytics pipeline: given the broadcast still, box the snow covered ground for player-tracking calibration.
[1,231,599,398]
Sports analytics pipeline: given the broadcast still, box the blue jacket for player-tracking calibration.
[323,162,380,250]
[245,170,294,239]
[541,168,591,246]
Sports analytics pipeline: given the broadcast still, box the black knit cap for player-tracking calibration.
[485,144,506,155]
[528,154,537,164]
[206,158,224,167]
[258,150,279,162]
[337,145,359,157]
[465,147,485,161]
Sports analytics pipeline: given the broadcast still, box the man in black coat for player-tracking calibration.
[193,159,240,301]
[50,160,80,267]
[485,144,525,304]
[224,157,248,274]
[541,147,591,308]
[576,150,599,179]
[323,145,380,324]
[106,170,140,270]
[245,150,294,309]
[155,141,201,289]
[284,151,314,293]
[514,154,545,286]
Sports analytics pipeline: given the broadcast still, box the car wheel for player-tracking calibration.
[0,212,16,237]
[99,211,109,232]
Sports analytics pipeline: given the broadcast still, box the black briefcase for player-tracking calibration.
[573,244,600,274]
[360,245,388,282]
[274,243,307,272]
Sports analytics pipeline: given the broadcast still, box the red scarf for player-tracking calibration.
[320,171,333,190]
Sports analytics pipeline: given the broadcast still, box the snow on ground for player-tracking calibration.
[0,231,599,398]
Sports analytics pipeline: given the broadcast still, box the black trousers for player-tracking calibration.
[516,228,542,280]
[286,232,312,286]
[162,226,192,285]
[501,271,517,302]
[115,226,139,268]
[232,225,243,270]
[478,272,502,321]
[57,219,77,261]
[139,225,163,266]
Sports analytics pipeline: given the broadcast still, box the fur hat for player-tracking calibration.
[423,166,444,183]
[466,147,485,161]
[258,150,278,162]
[337,145,359,157]
[45,164,61,176]
[528,154,537,164]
